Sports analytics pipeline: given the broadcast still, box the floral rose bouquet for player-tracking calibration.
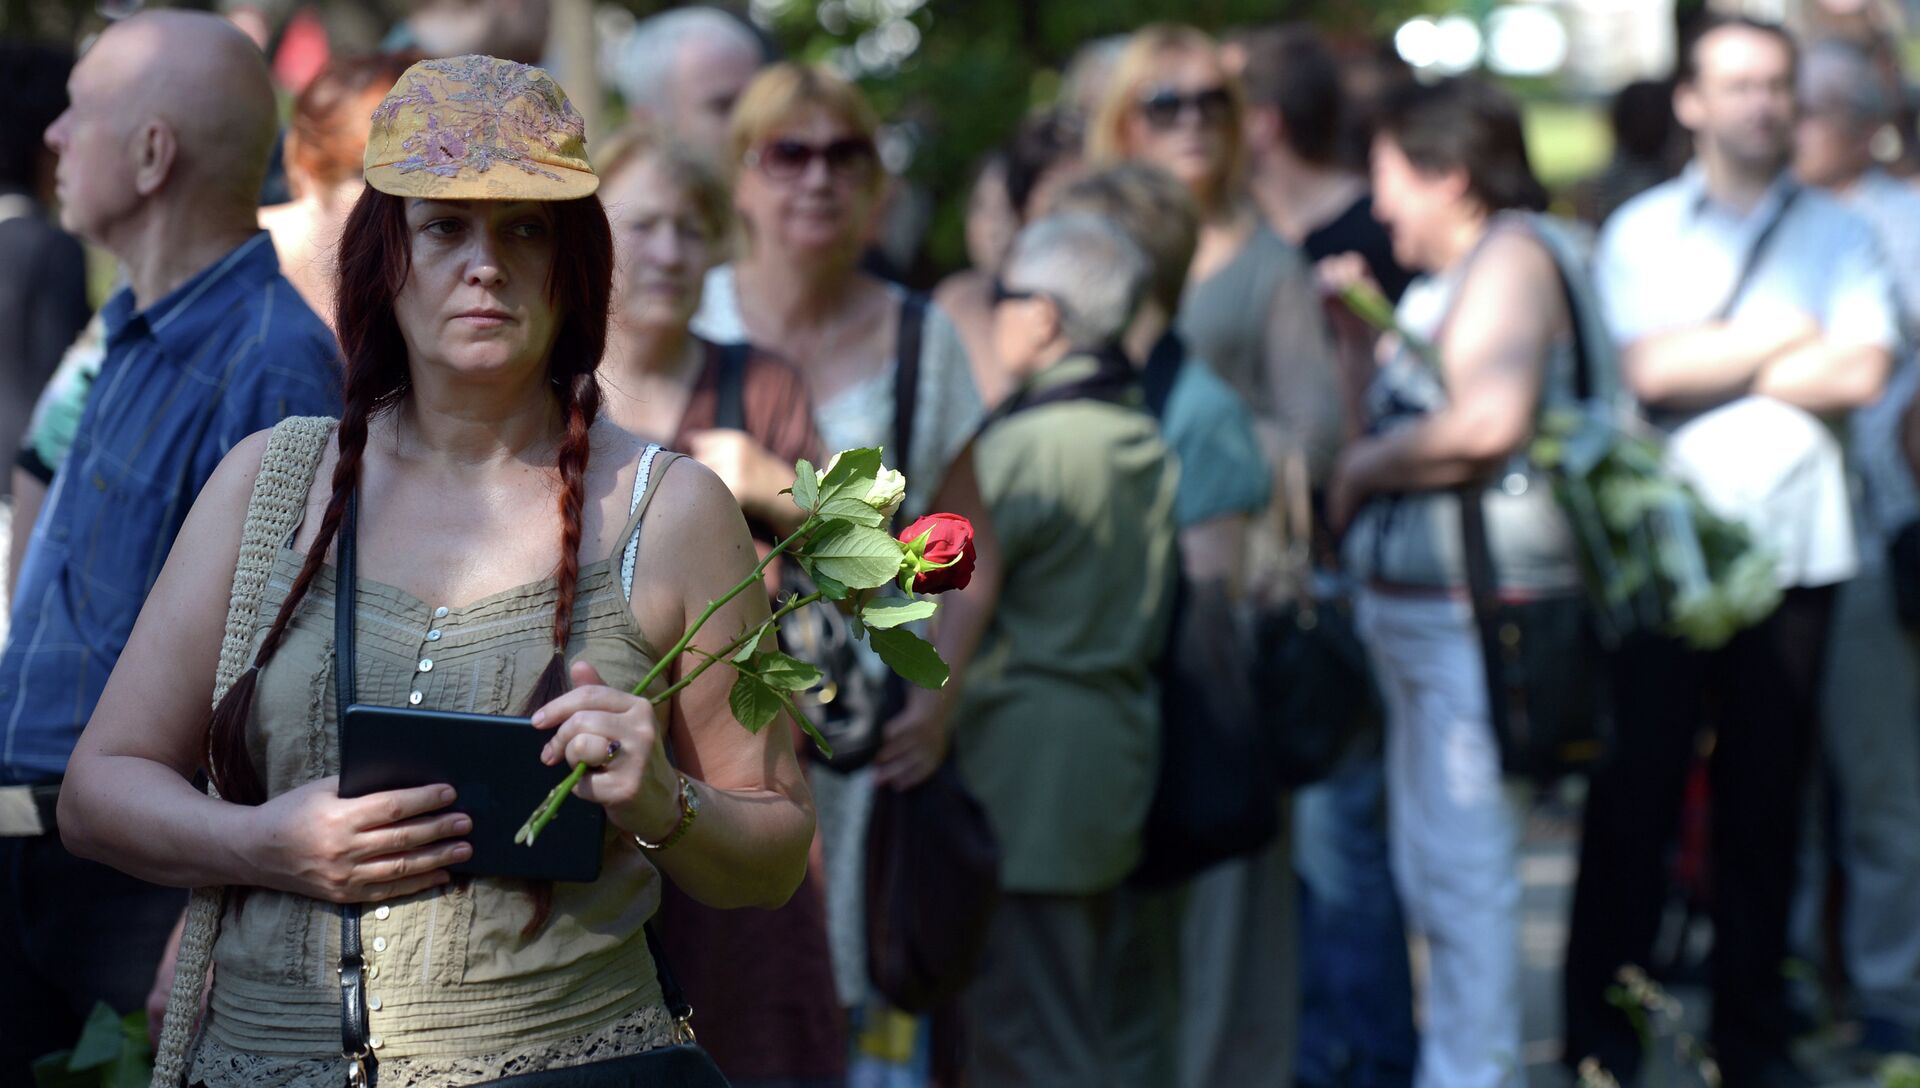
[1338,281,1780,651]
[518,448,971,844]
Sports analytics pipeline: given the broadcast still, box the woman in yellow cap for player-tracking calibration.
[58,55,814,1087]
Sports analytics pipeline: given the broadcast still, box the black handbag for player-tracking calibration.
[1129,571,1281,886]
[1457,493,1607,783]
[864,756,1001,1012]
[710,300,928,772]
[332,491,728,1088]
[1456,232,1612,784]
[1254,452,1379,789]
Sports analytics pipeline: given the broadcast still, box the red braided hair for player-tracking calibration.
[207,187,615,863]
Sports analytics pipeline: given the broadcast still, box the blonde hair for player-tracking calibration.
[594,123,734,244]
[728,62,885,197]
[1085,24,1247,205]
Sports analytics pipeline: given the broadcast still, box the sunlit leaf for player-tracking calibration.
[816,448,882,503]
[790,458,820,513]
[805,523,906,590]
[728,672,782,734]
[860,597,937,630]
[868,626,949,689]
[755,651,823,692]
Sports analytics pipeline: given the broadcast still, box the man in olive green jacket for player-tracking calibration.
[955,212,1180,1087]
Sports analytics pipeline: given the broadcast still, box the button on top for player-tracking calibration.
[417,659,433,673]
[433,606,449,619]
[426,629,442,641]
[371,936,388,953]
[408,691,423,706]
[374,905,391,920]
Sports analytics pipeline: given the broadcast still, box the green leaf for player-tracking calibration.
[67,1003,122,1071]
[730,615,775,664]
[805,523,906,590]
[755,651,823,692]
[779,692,833,758]
[119,1010,148,1054]
[808,565,851,600]
[816,448,882,502]
[868,626,950,689]
[728,671,782,733]
[814,493,888,528]
[790,458,820,513]
[31,1051,86,1088]
[859,597,937,630]
[105,1048,149,1088]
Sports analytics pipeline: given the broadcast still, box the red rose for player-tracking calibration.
[898,512,975,594]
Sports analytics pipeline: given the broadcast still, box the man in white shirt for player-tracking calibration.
[1566,16,1898,1088]
[1789,36,1920,1059]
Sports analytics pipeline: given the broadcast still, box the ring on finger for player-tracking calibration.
[593,738,621,771]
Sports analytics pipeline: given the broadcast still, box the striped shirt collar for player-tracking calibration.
[100,230,279,355]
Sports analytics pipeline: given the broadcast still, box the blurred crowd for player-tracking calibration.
[3,3,1920,1088]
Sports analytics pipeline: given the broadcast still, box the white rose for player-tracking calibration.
[862,467,907,518]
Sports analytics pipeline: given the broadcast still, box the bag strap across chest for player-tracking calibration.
[152,415,335,1088]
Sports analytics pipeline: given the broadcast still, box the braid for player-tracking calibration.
[518,370,602,715]
[206,394,374,807]
[517,371,600,937]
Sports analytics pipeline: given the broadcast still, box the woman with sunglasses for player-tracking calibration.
[691,61,999,1027]
[1086,23,1339,1087]
[1089,24,1342,496]
[59,57,815,1086]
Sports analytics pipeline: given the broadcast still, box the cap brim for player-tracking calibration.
[364,162,599,201]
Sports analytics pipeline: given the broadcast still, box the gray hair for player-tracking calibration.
[614,7,764,113]
[1002,212,1151,350]
[1799,39,1891,126]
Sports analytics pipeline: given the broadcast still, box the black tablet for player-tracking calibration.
[338,704,605,883]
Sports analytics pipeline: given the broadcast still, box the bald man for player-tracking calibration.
[614,7,767,163]
[0,13,337,1077]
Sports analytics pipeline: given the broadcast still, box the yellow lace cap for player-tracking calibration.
[364,55,598,201]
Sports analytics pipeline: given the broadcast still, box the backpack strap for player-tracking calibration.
[1141,331,1185,422]
[713,341,750,432]
[994,347,1141,422]
[891,293,927,527]
[152,414,334,1088]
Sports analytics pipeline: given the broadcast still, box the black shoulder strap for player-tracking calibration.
[893,292,928,484]
[1715,186,1801,323]
[644,922,694,1029]
[1536,230,1595,402]
[1457,481,1517,752]
[714,340,750,432]
[334,490,374,1084]
[996,348,1141,420]
[1141,331,1183,421]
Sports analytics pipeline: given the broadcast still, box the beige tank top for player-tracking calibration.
[188,443,688,1088]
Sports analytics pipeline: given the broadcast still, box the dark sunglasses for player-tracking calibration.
[744,137,878,182]
[1137,86,1233,131]
[990,279,1043,308]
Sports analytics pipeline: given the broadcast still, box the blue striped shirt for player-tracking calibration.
[0,231,339,785]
